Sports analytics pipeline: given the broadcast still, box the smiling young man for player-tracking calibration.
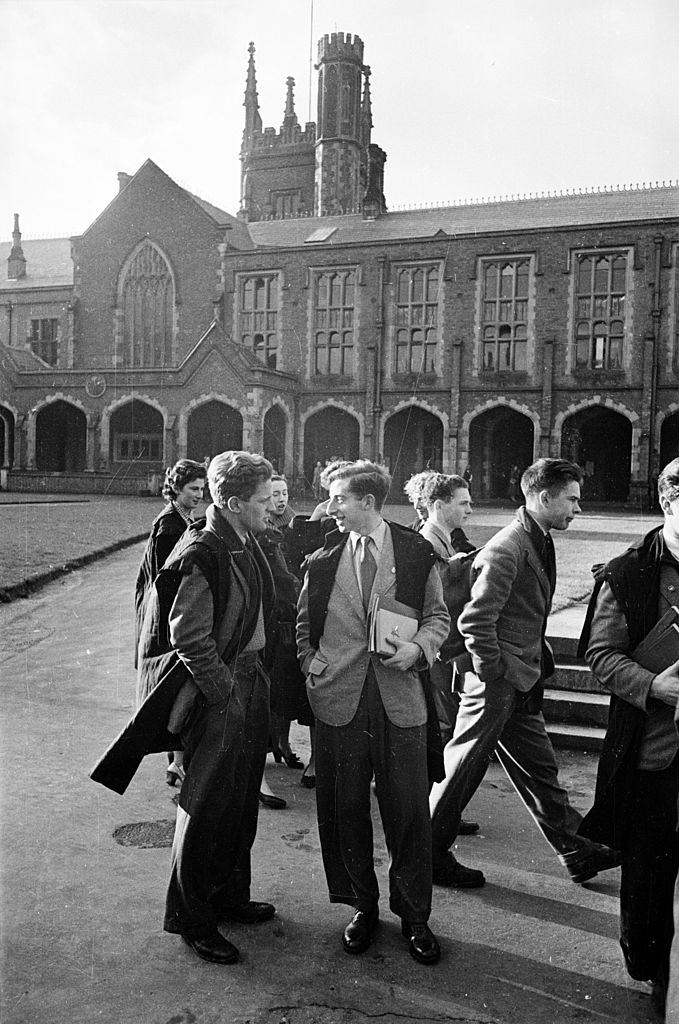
[429,458,621,888]
[92,451,277,964]
[296,460,450,964]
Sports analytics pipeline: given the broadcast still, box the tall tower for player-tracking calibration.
[315,33,371,216]
[239,43,316,222]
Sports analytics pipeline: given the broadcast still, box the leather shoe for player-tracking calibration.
[564,843,622,884]
[342,906,379,954]
[259,791,287,809]
[432,854,485,888]
[182,931,239,964]
[458,818,480,835]
[401,921,441,965]
[220,901,275,925]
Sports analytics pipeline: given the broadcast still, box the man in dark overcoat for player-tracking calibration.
[91,451,276,964]
[581,456,679,1016]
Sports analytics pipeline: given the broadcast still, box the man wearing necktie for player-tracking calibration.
[297,461,450,964]
[430,458,622,887]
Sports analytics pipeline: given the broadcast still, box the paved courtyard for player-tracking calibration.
[0,492,664,1023]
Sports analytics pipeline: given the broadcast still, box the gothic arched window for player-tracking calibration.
[120,241,175,367]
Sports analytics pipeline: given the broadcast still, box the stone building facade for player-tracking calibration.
[1,32,678,502]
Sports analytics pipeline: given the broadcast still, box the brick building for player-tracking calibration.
[1,31,678,502]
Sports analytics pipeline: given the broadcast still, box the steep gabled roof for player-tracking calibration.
[246,184,679,249]
[0,238,73,291]
[78,159,254,249]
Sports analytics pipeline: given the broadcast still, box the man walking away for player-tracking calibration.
[430,458,621,888]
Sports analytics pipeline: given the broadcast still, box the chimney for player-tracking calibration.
[7,213,26,280]
[117,172,132,192]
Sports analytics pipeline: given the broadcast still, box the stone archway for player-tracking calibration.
[302,407,360,488]
[383,406,444,497]
[561,406,632,501]
[660,410,679,471]
[468,406,534,500]
[0,406,15,468]
[35,400,87,472]
[263,405,287,474]
[186,401,243,461]
[109,399,165,469]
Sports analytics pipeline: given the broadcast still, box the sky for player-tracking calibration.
[3,0,679,241]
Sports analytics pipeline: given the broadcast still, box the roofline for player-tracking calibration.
[236,215,679,257]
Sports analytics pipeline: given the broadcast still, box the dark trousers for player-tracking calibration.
[430,671,588,865]
[315,667,432,922]
[620,760,679,983]
[430,658,460,746]
[164,656,269,938]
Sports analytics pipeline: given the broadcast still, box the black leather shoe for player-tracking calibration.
[182,931,239,964]
[565,843,622,884]
[259,791,287,809]
[458,819,480,835]
[220,901,276,925]
[432,854,485,888]
[401,921,441,965]
[342,906,379,954]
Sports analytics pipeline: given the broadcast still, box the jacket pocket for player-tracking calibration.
[308,654,329,676]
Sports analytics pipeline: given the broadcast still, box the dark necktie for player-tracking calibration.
[543,532,557,593]
[360,536,377,612]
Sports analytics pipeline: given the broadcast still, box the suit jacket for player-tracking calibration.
[458,506,553,693]
[297,521,450,727]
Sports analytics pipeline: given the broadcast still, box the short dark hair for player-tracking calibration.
[659,458,679,503]
[162,459,206,501]
[521,458,583,498]
[327,460,391,511]
[271,473,287,484]
[421,473,469,507]
[208,451,273,507]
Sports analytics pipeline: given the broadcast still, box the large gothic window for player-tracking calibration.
[394,265,439,374]
[313,270,355,375]
[120,241,175,367]
[480,259,531,372]
[573,251,627,370]
[238,275,278,368]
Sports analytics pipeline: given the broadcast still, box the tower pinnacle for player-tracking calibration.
[242,41,262,148]
[8,213,26,280]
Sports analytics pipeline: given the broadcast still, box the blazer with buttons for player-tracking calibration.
[296,521,450,728]
[458,506,553,693]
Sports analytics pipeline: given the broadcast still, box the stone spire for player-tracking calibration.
[7,213,26,280]
[282,76,298,129]
[360,66,373,148]
[242,41,262,149]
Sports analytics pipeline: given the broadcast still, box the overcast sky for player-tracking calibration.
[3,0,678,240]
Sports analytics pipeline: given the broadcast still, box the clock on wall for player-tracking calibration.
[85,374,106,399]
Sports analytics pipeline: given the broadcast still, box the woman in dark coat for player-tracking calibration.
[134,458,206,786]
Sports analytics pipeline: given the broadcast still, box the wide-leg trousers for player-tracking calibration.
[315,667,432,922]
[620,759,679,984]
[164,654,269,938]
[430,670,591,866]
